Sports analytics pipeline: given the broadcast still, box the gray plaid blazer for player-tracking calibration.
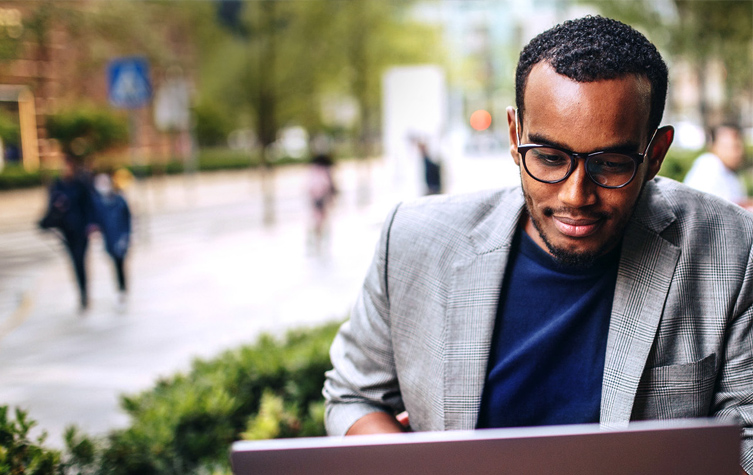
[324,177,753,472]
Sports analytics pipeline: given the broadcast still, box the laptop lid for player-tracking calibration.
[230,418,740,475]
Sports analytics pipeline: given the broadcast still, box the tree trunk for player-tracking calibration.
[256,0,278,226]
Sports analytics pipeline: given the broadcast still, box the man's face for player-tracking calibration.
[507,63,667,267]
[712,126,745,172]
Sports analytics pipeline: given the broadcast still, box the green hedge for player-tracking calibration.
[0,142,709,192]
[0,406,60,474]
[46,107,129,158]
[0,320,342,474]
[0,148,314,189]
[658,147,700,183]
[128,148,261,177]
[0,165,43,190]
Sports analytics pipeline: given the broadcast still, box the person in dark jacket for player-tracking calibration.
[93,171,132,306]
[417,140,442,195]
[40,154,96,311]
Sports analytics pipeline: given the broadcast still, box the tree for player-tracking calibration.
[671,0,753,125]
[208,0,441,221]
[0,0,444,204]
[45,106,128,159]
[579,0,753,128]
[0,3,23,62]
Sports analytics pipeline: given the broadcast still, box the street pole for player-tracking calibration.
[256,0,277,226]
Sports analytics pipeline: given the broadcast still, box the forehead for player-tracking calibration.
[522,63,652,149]
[715,127,741,142]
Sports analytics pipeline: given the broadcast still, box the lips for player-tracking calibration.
[552,215,603,238]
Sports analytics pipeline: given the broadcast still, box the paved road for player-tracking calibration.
[0,154,519,447]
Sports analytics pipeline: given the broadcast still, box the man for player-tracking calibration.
[323,16,753,473]
[39,154,96,312]
[684,123,750,206]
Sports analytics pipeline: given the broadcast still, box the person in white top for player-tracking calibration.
[684,124,749,206]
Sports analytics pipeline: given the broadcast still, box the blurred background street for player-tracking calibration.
[0,153,520,446]
[0,0,749,469]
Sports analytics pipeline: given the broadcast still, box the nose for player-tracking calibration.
[557,159,598,208]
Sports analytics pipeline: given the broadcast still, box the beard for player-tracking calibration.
[522,189,637,269]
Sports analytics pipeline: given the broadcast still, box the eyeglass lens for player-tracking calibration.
[525,148,636,187]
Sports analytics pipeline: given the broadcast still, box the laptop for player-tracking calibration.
[230,418,740,475]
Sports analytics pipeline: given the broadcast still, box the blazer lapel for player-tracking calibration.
[443,189,524,430]
[600,181,680,427]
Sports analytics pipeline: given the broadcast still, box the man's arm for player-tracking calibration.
[345,412,405,435]
[713,243,753,474]
[718,300,753,475]
[323,204,406,436]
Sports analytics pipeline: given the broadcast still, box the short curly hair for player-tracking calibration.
[515,16,668,133]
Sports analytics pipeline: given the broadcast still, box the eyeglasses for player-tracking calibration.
[514,109,657,189]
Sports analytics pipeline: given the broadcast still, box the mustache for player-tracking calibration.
[542,207,611,220]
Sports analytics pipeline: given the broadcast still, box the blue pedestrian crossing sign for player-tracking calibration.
[108,57,152,109]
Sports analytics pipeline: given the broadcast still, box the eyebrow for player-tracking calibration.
[526,132,642,155]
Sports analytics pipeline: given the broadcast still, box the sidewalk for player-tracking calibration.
[0,153,520,447]
[0,158,416,446]
[0,160,405,325]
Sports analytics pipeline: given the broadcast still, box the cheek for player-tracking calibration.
[520,175,552,206]
[599,186,643,217]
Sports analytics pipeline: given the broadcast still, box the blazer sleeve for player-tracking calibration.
[323,203,404,436]
[713,243,753,474]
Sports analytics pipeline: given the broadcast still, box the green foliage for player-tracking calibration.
[59,426,98,475]
[671,0,753,94]
[0,165,42,190]
[35,0,439,149]
[580,0,753,125]
[0,146,318,190]
[0,406,60,475]
[203,0,441,148]
[0,110,20,146]
[0,17,22,63]
[658,147,701,183]
[46,107,128,159]
[241,391,289,440]
[0,321,340,474]
[195,148,256,171]
[94,321,341,474]
[126,148,305,177]
[193,101,234,148]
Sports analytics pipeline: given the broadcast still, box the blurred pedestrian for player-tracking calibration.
[417,139,442,195]
[307,151,337,255]
[684,123,752,207]
[39,154,96,312]
[93,171,132,309]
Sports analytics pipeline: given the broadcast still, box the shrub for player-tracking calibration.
[0,109,20,147]
[94,320,341,474]
[0,320,341,474]
[193,102,234,148]
[659,147,700,183]
[46,107,128,159]
[0,406,60,475]
[0,145,321,190]
[196,147,256,171]
[0,165,42,190]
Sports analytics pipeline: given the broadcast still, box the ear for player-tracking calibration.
[507,106,520,166]
[644,125,674,181]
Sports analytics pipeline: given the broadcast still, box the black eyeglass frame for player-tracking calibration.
[514,109,658,189]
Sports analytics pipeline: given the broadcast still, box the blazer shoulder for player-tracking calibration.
[648,178,753,247]
[392,187,521,235]
[385,187,523,260]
